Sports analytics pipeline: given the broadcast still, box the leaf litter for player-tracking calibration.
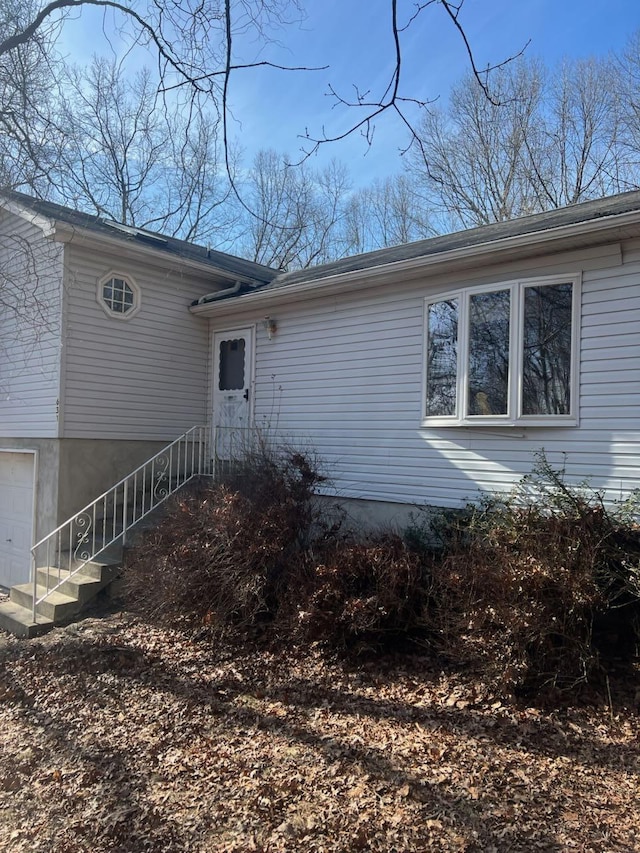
[0,610,638,852]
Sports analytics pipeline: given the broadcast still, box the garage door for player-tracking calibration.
[0,452,35,589]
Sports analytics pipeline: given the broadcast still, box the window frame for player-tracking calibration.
[422,273,581,427]
[97,271,141,320]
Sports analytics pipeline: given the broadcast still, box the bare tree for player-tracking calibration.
[344,174,433,254]
[50,57,237,243]
[612,32,640,190]
[409,55,628,231]
[0,0,526,180]
[240,150,351,270]
[0,0,62,191]
[409,59,544,230]
[0,0,537,268]
[527,57,624,208]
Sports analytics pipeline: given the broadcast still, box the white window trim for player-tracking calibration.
[422,273,581,428]
[97,270,141,320]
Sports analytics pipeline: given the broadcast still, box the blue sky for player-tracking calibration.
[58,0,640,186]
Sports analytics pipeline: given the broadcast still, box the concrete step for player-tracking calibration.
[55,552,124,577]
[0,561,121,638]
[0,599,53,638]
[11,583,80,622]
[79,556,122,578]
[35,565,118,604]
[0,467,203,639]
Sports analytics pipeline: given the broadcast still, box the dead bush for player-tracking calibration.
[124,446,336,635]
[296,534,427,649]
[124,446,639,697]
[423,454,640,694]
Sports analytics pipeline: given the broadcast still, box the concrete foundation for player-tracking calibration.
[317,494,439,535]
[3,435,445,560]
[57,438,167,522]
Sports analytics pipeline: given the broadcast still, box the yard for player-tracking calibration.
[0,607,638,852]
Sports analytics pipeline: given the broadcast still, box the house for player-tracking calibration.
[0,190,274,593]
[2,188,640,622]
[193,191,640,526]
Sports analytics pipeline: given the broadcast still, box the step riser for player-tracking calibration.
[71,561,109,581]
[10,562,119,622]
[0,608,52,638]
[35,571,106,605]
[35,559,119,581]
[35,564,119,582]
[0,563,119,637]
[10,586,80,622]
[35,566,118,597]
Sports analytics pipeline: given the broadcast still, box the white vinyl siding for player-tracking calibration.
[243,242,640,508]
[0,212,63,438]
[62,244,210,440]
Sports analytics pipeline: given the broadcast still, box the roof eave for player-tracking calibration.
[51,220,266,284]
[190,208,640,317]
[0,197,56,237]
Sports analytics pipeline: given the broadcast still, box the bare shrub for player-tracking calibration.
[423,454,640,694]
[296,534,427,649]
[124,446,639,698]
[124,446,335,635]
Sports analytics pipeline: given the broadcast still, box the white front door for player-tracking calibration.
[0,451,35,589]
[212,328,254,460]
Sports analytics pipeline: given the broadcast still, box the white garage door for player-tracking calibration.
[0,452,35,589]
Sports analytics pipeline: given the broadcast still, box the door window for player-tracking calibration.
[218,338,246,390]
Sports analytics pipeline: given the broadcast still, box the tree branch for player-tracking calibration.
[440,0,530,104]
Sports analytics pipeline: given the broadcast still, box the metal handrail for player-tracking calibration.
[30,425,211,622]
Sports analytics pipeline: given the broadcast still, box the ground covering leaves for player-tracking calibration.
[0,610,638,852]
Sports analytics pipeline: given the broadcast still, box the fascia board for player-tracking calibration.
[0,198,56,237]
[190,210,640,318]
[51,220,259,283]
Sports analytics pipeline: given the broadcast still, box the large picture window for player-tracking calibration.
[423,276,579,426]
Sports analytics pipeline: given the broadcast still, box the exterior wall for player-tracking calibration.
[0,437,60,543]
[0,437,170,545]
[0,211,63,438]
[61,242,210,441]
[0,225,217,545]
[57,438,168,521]
[212,240,640,511]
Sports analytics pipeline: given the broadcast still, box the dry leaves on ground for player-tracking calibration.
[0,609,638,852]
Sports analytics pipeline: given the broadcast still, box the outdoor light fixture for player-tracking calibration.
[263,316,277,339]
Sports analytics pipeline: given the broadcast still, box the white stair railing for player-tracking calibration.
[212,424,263,474]
[30,426,211,622]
